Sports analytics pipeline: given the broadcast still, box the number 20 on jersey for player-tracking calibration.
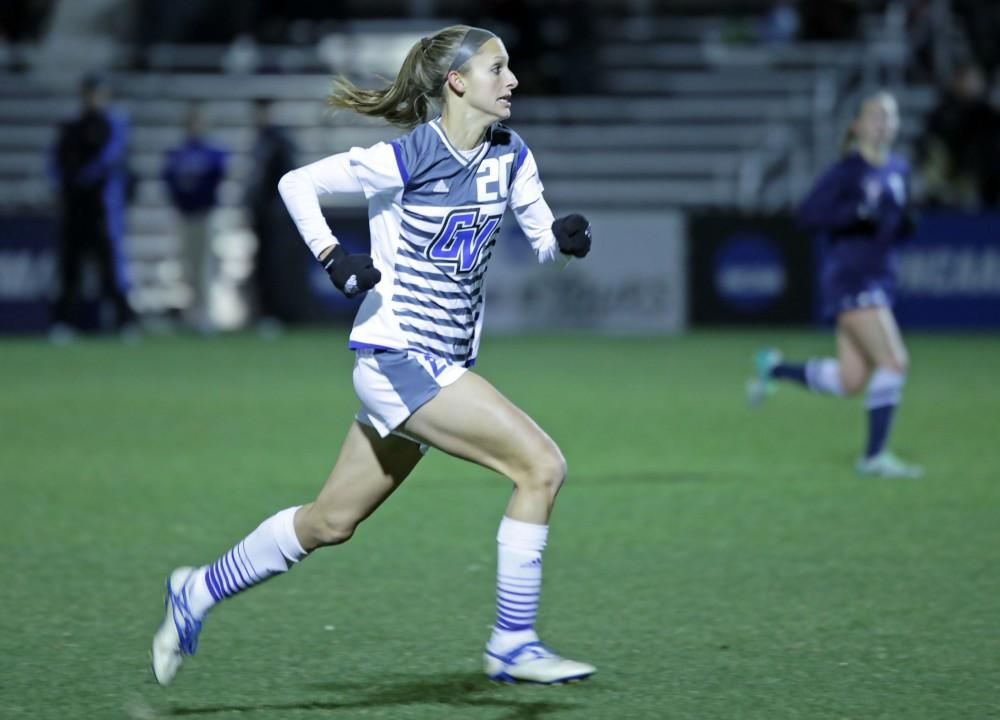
[476,154,514,202]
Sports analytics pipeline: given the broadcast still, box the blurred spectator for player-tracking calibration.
[130,0,343,64]
[162,104,228,333]
[476,0,546,94]
[903,0,937,83]
[759,0,801,47]
[917,63,1000,208]
[478,0,597,94]
[49,73,136,343]
[0,0,54,71]
[244,98,297,335]
[799,0,860,41]
[538,0,599,94]
[954,0,1000,85]
[252,0,344,45]
[130,0,258,69]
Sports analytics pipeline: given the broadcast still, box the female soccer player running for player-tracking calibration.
[152,25,595,686]
[747,90,922,478]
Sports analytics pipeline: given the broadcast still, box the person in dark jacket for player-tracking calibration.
[244,98,298,334]
[49,73,136,341]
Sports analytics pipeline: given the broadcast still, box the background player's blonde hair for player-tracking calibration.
[328,25,478,129]
[840,89,896,155]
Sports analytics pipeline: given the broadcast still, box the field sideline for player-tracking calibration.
[2,330,998,719]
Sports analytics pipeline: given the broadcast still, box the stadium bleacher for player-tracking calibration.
[0,4,957,316]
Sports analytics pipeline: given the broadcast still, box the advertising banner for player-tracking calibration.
[688,213,813,325]
[891,212,1000,329]
[0,215,57,334]
[271,208,686,334]
[484,209,686,334]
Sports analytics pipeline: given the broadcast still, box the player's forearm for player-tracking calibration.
[513,196,559,263]
[277,153,362,259]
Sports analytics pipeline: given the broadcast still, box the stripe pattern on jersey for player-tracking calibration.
[392,202,505,363]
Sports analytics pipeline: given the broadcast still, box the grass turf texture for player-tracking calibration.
[1,330,998,719]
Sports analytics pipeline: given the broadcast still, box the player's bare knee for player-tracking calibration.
[842,374,867,396]
[521,446,566,498]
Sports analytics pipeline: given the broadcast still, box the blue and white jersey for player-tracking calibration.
[347,119,544,365]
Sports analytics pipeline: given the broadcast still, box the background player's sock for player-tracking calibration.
[771,362,807,385]
[864,368,904,458]
[772,357,843,396]
[804,357,844,396]
[186,506,307,618]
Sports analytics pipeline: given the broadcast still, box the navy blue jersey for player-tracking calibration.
[798,151,913,316]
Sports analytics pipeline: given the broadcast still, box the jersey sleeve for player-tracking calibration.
[348,141,406,199]
[512,195,560,263]
[509,147,544,210]
[277,151,364,259]
[797,159,865,233]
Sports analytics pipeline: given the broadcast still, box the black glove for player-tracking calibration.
[896,204,918,240]
[322,244,381,298]
[552,213,592,258]
[841,203,879,236]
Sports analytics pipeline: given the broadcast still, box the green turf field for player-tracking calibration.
[2,330,998,719]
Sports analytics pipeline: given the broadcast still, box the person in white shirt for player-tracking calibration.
[152,25,595,687]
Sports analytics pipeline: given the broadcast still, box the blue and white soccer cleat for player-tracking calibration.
[746,347,782,408]
[485,641,596,685]
[151,566,203,686]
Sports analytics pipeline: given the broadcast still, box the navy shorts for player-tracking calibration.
[822,279,894,320]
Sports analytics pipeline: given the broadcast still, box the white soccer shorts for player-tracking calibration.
[352,348,467,439]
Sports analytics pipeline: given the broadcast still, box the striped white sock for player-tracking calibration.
[489,516,548,654]
[805,357,844,396]
[186,506,307,619]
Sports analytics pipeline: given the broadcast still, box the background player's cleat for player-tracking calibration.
[746,347,782,407]
[484,642,596,684]
[856,451,923,479]
[151,566,203,686]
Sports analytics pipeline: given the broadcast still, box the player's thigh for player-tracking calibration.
[835,323,870,394]
[839,306,908,371]
[309,420,424,528]
[400,371,564,483]
[875,306,909,370]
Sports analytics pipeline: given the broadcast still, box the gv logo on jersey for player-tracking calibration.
[426,208,501,273]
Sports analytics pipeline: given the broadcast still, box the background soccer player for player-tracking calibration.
[747,90,922,479]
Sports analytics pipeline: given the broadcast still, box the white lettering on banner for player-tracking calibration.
[897,247,1000,296]
[485,210,686,333]
[501,276,673,317]
[0,250,54,301]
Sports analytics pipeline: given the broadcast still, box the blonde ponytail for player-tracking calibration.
[327,25,486,129]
